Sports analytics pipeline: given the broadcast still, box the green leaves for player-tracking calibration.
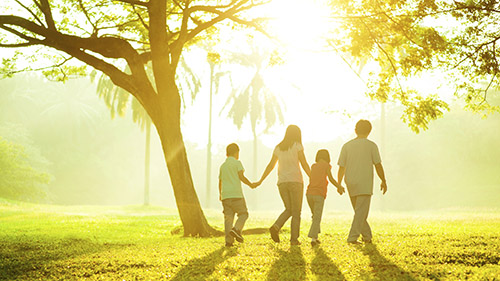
[400,94,449,133]
[330,0,500,132]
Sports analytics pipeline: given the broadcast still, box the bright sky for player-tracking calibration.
[181,0,381,148]
[0,0,384,148]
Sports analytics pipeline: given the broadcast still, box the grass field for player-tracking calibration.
[1,199,499,280]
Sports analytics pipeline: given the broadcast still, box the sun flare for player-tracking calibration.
[264,0,335,50]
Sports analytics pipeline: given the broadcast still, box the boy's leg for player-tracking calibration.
[222,199,236,244]
[233,198,249,232]
[307,195,324,239]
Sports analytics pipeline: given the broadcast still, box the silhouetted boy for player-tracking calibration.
[219,143,256,247]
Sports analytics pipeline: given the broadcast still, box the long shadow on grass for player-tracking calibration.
[266,246,306,281]
[0,237,130,280]
[170,246,237,281]
[360,244,417,281]
[311,247,345,280]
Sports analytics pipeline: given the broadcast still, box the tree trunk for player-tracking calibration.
[151,93,217,237]
[143,117,151,206]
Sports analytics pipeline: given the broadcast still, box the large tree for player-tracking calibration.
[0,0,267,236]
[92,57,201,206]
[329,0,500,132]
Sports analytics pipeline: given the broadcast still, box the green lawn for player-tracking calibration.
[1,199,499,280]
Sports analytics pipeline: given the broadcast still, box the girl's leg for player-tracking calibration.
[289,182,304,242]
[306,194,316,239]
[273,183,292,229]
[307,195,324,239]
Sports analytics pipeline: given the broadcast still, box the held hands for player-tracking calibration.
[336,185,345,195]
[249,181,261,189]
[380,181,387,195]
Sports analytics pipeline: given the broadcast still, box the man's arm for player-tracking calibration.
[218,179,222,201]
[298,150,311,177]
[375,163,387,194]
[337,166,346,186]
[327,168,344,195]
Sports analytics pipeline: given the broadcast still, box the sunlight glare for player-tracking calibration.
[265,0,334,50]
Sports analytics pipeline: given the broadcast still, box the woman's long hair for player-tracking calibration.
[277,125,302,151]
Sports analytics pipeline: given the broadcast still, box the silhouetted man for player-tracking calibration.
[338,119,387,244]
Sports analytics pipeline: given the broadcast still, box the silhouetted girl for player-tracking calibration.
[306,149,344,246]
[256,125,311,245]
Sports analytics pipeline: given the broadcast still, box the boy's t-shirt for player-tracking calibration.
[337,138,381,196]
[219,156,244,200]
[306,161,331,199]
[273,142,304,185]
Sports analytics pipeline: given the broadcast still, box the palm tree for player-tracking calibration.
[222,45,285,184]
[40,79,100,145]
[92,57,201,206]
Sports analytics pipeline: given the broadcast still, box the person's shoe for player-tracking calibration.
[269,225,280,243]
[311,240,319,247]
[363,239,372,244]
[315,239,321,245]
[230,228,244,243]
[290,240,301,246]
[225,242,234,247]
[347,240,362,245]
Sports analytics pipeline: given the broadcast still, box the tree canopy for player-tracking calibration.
[329,0,500,132]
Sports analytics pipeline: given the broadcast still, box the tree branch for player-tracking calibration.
[77,0,98,36]
[0,15,156,109]
[14,0,44,27]
[182,0,269,44]
[39,0,56,30]
[0,23,41,43]
[0,42,36,47]
[114,0,150,7]
[6,55,73,76]
[360,17,406,96]
[132,4,149,30]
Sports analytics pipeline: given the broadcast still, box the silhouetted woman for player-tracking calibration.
[256,125,311,245]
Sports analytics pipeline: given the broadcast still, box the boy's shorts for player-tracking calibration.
[222,198,248,215]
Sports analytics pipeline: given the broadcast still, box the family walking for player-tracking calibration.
[218,120,387,247]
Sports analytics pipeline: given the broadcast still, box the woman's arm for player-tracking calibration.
[298,150,311,177]
[258,154,278,184]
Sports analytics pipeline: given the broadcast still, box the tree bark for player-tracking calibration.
[150,87,218,237]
